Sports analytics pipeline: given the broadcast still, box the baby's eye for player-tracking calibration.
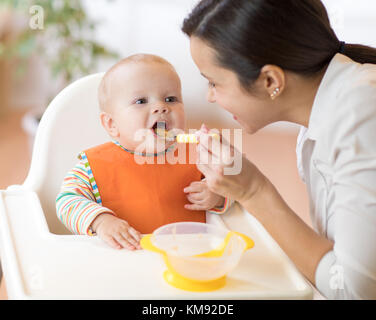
[165,96,178,103]
[208,82,216,88]
[135,98,148,104]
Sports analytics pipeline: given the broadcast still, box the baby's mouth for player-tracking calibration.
[151,121,168,137]
[151,121,177,141]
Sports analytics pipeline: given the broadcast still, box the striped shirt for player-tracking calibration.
[56,141,232,235]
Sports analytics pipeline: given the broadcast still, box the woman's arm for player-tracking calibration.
[196,117,376,298]
[242,178,333,285]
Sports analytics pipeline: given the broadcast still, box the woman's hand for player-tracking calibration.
[195,123,268,205]
[184,180,225,211]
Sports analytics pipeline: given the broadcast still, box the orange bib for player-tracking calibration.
[83,142,206,233]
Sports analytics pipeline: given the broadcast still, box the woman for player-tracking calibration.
[182,0,376,299]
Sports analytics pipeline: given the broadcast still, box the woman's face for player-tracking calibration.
[190,36,280,134]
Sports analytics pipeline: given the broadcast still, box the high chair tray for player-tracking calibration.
[0,190,313,299]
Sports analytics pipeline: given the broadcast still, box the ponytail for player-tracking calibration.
[341,43,376,64]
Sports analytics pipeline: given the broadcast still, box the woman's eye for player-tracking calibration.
[208,82,216,88]
[165,96,177,103]
[135,98,147,104]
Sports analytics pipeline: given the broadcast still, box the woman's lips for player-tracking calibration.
[233,115,238,120]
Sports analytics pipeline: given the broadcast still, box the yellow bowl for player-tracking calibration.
[141,222,254,292]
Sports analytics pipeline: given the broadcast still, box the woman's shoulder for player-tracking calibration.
[337,54,376,94]
[337,60,376,117]
[313,55,376,156]
[320,54,376,119]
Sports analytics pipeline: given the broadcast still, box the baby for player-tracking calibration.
[56,54,232,250]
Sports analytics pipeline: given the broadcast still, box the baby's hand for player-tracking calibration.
[91,213,142,250]
[184,181,225,211]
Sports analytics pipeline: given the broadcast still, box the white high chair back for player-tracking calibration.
[23,73,107,235]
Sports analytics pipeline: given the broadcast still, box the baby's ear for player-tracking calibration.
[100,112,120,138]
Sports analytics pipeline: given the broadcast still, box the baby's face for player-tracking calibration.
[101,61,185,151]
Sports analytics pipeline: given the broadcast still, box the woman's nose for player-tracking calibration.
[207,88,216,103]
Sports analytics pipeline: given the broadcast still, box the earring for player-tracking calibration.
[270,87,280,100]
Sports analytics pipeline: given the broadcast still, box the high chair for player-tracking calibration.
[0,73,313,299]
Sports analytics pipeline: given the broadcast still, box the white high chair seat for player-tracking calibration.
[0,74,318,299]
[22,73,108,235]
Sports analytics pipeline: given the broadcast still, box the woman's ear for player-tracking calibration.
[260,65,285,99]
[100,111,120,138]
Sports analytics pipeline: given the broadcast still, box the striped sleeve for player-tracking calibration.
[207,197,234,215]
[55,160,115,235]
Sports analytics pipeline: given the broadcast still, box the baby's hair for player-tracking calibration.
[98,54,176,112]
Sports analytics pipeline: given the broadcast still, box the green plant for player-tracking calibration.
[0,0,118,83]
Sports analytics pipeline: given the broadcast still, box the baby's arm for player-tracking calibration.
[207,196,234,215]
[56,160,115,235]
[183,180,233,214]
[56,160,141,249]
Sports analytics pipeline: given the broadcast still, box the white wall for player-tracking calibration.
[322,0,376,47]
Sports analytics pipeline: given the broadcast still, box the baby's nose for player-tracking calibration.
[152,104,169,114]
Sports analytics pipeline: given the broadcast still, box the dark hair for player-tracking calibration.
[182,0,376,90]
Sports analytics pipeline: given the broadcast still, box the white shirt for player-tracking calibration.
[296,53,376,299]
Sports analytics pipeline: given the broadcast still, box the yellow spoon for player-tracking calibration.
[155,127,219,143]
